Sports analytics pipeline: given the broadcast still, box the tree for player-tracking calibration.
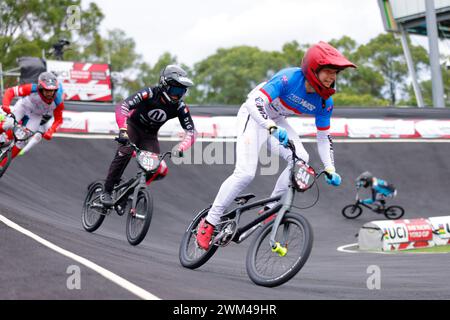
[404,64,450,107]
[192,46,286,104]
[356,33,428,106]
[0,0,104,86]
[120,52,181,98]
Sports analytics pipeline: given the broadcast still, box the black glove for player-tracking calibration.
[172,148,184,158]
[116,129,129,144]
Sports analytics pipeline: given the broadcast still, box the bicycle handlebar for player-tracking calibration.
[285,140,332,180]
[115,138,172,161]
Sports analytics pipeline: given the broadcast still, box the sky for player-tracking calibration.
[86,0,449,67]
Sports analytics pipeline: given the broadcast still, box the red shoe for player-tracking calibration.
[196,218,215,250]
[258,206,276,224]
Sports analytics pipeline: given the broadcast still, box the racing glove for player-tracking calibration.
[324,167,342,186]
[172,147,184,158]
[1,105,11,115]
[269,126,289,147]
[116,129,129,144]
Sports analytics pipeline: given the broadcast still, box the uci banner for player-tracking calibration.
[46,60,113,102]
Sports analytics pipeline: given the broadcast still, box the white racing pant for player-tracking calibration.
[205,105,309,226]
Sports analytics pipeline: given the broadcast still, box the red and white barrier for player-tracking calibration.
[57,111,450,139]
[59,111,88,133]
[359,216,450,252]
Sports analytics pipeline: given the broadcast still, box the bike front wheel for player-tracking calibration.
[246,213,313,287]
[0,147,12,178]
[81,181,106,232]
[126,189,153,246]
[342,204,363,219]
[179,208,218,269]
[384,205,405,220]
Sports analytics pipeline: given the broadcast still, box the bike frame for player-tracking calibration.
[213,141,327,249]
[107,143,171,216]
[0,119,41,154]
[354,187,385,213]
[112,173,148,217]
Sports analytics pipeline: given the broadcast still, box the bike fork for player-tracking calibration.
[269,188,295,256]
[129,174,146,219]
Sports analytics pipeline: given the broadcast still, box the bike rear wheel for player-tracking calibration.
[0,148,12,178]
[246,213,313,287]
[82,181,106,232]
[342,204,363,219]
[126,189,153,246]
[384,205,405,220]
[179,208,218,269]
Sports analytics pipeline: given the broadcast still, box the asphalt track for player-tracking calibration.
[0,136,449,300]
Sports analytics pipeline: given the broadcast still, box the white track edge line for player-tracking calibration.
[0,215,160,300]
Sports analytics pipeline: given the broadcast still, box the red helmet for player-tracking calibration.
[37,72,59,103]
[301,41,357,100]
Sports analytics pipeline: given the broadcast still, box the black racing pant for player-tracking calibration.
[104,122,160,193]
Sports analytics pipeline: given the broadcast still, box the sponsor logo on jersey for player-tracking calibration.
[286,94,316,111]
[148,109,167,123]
[255,97,268,119]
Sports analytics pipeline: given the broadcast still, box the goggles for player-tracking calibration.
[167,85,187,98]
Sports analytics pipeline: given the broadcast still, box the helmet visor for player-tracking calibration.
[167,85,187,99]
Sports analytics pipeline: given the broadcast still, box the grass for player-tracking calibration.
[402,245,450,254]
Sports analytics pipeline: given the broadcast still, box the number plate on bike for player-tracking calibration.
[137,151,159,172]
[292,161,316,192]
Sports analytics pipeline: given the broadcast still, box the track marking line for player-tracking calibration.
[337,242,449,255]
[0,215,160,300]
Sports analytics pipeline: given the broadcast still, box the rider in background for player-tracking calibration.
[0,72,64,164]
[196,41,357,250]
[355,171,397,211]
[100,65,197,206]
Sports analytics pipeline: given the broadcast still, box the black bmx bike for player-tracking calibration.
[341,186,404,220]
[82,140,171,245]
[0,115,43,178]
[179,141,332,287]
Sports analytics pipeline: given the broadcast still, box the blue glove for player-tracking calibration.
[325,169,342,186]
[270,126,288,147]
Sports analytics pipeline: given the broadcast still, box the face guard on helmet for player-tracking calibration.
[159,65,194,105]
[37,72,59,104]
[356,171,373,188]
[301,41,357,100]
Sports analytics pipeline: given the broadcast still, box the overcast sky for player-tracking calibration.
[86,0,447,67]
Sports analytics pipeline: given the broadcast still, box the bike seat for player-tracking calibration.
[234,193,255,205]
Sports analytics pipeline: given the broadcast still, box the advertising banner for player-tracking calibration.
[47,60,112,102]
[359,218,434,251]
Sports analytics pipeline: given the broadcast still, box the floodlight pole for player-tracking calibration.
[425,0,445,108]
[398,25,425,108]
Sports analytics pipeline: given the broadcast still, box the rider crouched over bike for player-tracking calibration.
[0,72,64,165]
[196,41,357,250]
[100,65,197,206]
[355,171,397,211]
